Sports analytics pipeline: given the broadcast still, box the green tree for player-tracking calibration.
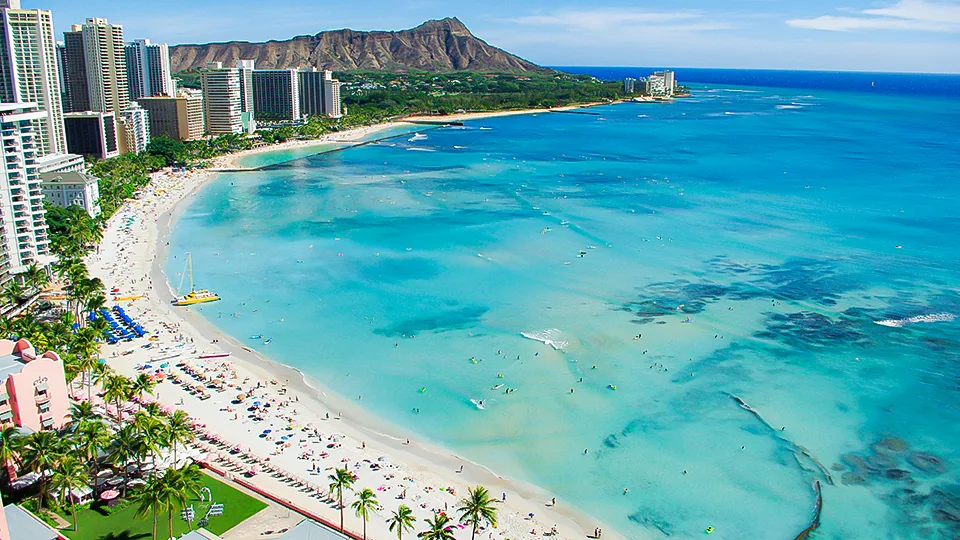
[328,467,356,532]
[103,373,133,423]
[132,373,157,409]
[20,430,64,511]
[50,456,89,531]
[457,485,499,540]
[418,513,456,540]
[131,473,166,540]
[0,425,23,483]
[351,488,378,540]
[75,420,111,478]
[166,409,194,465]
[108,424,143,498]
[387,504,417,540]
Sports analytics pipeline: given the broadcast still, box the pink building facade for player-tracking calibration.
[0,339,69,432]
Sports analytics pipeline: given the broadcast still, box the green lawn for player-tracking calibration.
[60,473,267,540]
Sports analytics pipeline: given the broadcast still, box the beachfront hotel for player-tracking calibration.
[200,61,243,134]
[298,67,343,118]
[63,110,119,159]
[0,102,53,286]
[59,24,87,112]
[72,18,129,116]
[39,170,100,216]
[252,69,301,122]
[117,101,149,154]
[0,338,69,433]
[124,38,174,101]
[136,90,204,141]
[0,0,67,157]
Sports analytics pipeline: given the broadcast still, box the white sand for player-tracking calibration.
[85,119,621,540]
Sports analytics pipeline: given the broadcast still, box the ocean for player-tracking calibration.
[167,71,960,539]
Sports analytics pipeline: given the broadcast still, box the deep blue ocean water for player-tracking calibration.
[168,78,960,539]
[556,66,960,98]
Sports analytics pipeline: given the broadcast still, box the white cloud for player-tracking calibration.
[787,0,960,32]
[507,8,732,33]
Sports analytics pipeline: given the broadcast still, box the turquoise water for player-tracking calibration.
[169,85,960,539]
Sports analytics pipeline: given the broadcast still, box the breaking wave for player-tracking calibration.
[521,329,569,350]
[874,313,956,327]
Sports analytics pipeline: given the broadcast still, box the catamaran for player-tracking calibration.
[172,252,220,306]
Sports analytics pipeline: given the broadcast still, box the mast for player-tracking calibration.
[188,253,195,292]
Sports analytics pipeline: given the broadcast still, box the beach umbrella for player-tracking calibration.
[100,489,119,501]
[262,429,272,434]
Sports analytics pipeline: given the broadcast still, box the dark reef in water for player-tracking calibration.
[373,306,487,337]
[754,311,869,349]
[833,436,959,537]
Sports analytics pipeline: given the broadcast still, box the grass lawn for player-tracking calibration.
[60,473,267,540]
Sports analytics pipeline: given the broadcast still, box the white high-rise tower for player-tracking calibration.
[0,0,67,156]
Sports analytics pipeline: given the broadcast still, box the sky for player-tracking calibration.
[26,0,960,73]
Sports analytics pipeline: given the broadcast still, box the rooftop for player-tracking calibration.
[3,504,60,540]
[278,519,351,540]
[40,170,99,187]
[0,353,26,381]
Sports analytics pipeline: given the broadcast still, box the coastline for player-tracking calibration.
[87,111,628,540]
[218,102,613,169]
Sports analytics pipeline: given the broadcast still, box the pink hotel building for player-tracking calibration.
[0,339,69,432]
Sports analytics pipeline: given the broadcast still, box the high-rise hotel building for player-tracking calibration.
[251,69,300,122]
[200,62,242,135]
[0,0,66,156]
[79,18,128,116]
[0,102,53,285]
[124,38,173,100]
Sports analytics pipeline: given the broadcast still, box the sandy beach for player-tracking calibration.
[85,112,624,540]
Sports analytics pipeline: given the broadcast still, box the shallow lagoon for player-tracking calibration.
[170,86,960,539]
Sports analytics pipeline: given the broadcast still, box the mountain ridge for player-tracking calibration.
[169,17,549,74]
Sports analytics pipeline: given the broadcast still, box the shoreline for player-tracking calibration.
[218,102,614,169]
[87,111,628,540]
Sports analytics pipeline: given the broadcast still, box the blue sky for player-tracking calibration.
[27,0,960,73]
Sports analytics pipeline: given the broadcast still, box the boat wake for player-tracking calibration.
[874,313,956,327]
[521,329,569,350]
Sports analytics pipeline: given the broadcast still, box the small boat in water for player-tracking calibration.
[250,334,264,340]
[263,338,273,345]
[173,253,220,306]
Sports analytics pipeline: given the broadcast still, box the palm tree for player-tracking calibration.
[131,473,166,540]
[157,464,202,540]
[20,431,64,511]
[328,467,356,532]
[388,504,417,540]
[68,400,99,431]
[0,425,22,482]
[22,263,49,293]
[69,329,100,401]
[75,420,111,477]
[103,373,133,423]
[133,411,165,472]
[50,456,88,531]
[418,514,456,540]
[108,424,143,498]
[166,410,193,465]
[352,488,378,540]
[131,373,157,409]
[2,281,24,308]
[457,485,499,540]
[142,401,164,419]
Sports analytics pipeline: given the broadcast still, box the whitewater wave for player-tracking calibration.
[874,313,956,327]
[521,329,569,350]
[776,104,803,110]
[406,147,435,152]
[408,133,428,142]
